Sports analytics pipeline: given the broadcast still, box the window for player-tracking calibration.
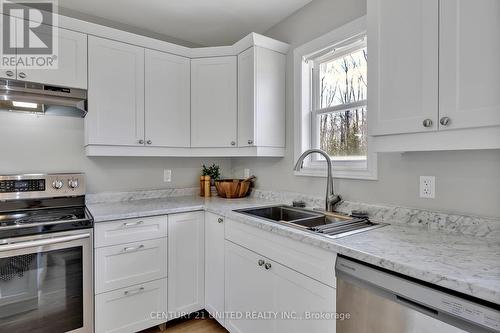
[294,17,377,179]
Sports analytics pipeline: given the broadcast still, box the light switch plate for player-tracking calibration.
[419,176,435,199]
[164,169,172,182]
[244,168,250,178]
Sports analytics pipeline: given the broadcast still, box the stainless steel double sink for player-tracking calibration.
[235,205,383,238]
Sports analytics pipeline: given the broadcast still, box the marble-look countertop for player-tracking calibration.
[87,195,500,305]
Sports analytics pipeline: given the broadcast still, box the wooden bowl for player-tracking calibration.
[215,179,251,199]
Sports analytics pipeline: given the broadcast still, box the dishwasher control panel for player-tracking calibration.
[440,296,500,331]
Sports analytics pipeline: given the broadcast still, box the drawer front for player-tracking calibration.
[95,215,167,248]
[95,278,167,333]
[95,238,167,294]
[226,218,336,287]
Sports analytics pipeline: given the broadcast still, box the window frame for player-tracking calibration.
[293,16,378,180]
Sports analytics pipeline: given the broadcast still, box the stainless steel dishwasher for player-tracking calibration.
[335,256,500,333]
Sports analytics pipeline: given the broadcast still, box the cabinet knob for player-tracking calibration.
[146,140,152,145]
[138,139,144,144]
[230,141,236,146]
[5,70,14,77]
[258,259,265,266]
[264,262,272,270]
[18,72,26,79]
[422,119,433,128]
[218,217,224,223]
[247,140,254,145]
[440,117,451,126]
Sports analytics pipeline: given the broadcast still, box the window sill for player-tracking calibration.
[294,166,378,180]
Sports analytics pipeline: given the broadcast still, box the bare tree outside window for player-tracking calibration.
[315,46,367,159]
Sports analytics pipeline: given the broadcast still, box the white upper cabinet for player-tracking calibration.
[368,0,439,136]
[439,0,500,130]
[19,25,87,89]
[145,50,190,147]
[191,56,237,148]
[86,36,145,146]
[238,47,286,147]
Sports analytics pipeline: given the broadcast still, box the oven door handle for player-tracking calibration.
[0,233,91,252]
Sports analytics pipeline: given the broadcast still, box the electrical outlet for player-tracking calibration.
[163,169,172,182]
[419,176,435,199]
[244,168,250,178]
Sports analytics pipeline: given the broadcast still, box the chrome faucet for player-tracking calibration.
[293,149,341,212]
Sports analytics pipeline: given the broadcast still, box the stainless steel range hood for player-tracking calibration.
[0,79,87,117]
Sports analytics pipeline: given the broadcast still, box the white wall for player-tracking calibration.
[0,112,231,193]
[232,0,500,218]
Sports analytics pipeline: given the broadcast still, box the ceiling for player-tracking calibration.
[58,0,313,46]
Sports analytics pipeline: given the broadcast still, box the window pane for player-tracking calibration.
[318,107,367,159]
[319,47,367,109]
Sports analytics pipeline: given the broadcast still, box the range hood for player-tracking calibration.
[0,79,87,117]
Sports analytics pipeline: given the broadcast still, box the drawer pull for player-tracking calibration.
[123,244,145,252]
[123,221,144,227]
[124,286,145,296]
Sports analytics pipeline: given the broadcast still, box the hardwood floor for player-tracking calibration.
[140,317,228,333]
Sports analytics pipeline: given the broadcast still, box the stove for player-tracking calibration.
[0,173,93,333]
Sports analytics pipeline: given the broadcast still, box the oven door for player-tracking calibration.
[0,230,93,333]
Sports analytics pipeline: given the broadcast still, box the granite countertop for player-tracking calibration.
[87,195,500,305]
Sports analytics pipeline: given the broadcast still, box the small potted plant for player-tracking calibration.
[200,164,221,196]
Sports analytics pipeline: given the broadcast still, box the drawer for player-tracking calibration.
[225,218,336,287]
[95,238,167,294]
[95,278,167,333]
[95,215,167,248]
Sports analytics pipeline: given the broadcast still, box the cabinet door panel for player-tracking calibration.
[19,25,87,89]
[168,211,205,318]
[368,0,439,135]
[191,56,237,147]
[237,47,255,147]
[439,0,500,130]
[87,36,144,146]
[145,50,190,147]
[205,213,225,325]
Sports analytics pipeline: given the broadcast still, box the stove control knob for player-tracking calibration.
[52,180,64,190]
[68,179,79,189]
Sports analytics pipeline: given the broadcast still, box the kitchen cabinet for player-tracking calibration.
[368,0,439,136]
[225,241,336,333]
[1,17,87,89]
[86,36,145,146]
[168,211,205,319]
[205,212,225,325]
[191,56,237,148]
[439,0,500,130]
[238,46,285,148]
[145,49,191,147]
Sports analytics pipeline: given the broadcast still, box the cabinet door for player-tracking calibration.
[168,211,205,318]
[368,0,439,135]
[145,50,190,147]
[191,56,237,147]
[205,212,225,325]
[225,241,274,333]
[0,14,17,80]
[237,47,256,147]
[87,36,145,146]
[19,25,87,89]
[439,0,500,130]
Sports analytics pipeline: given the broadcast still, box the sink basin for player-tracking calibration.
[235,205,384,239]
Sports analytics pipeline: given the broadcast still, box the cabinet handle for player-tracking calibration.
[124,286,145,296]
[218,217,224,223]
[247,140,254,145]
[264,262,272,270]
[422,119,433,128]
[146,140,152,145]
[138,139,144,144]
[5,70,14,77]
[123,220,144,227]
[123,244,145,252]
[18,72,26,79]
[230,141,236,146]
[258,259,265,266]
[440,117,451,126]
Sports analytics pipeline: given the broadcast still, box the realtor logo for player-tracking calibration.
[1,0,58,69]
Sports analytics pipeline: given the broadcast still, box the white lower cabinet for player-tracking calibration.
[205,212,226,325]
[168,211,205,319]
[95,278,168,333]
[225,241,336,333]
